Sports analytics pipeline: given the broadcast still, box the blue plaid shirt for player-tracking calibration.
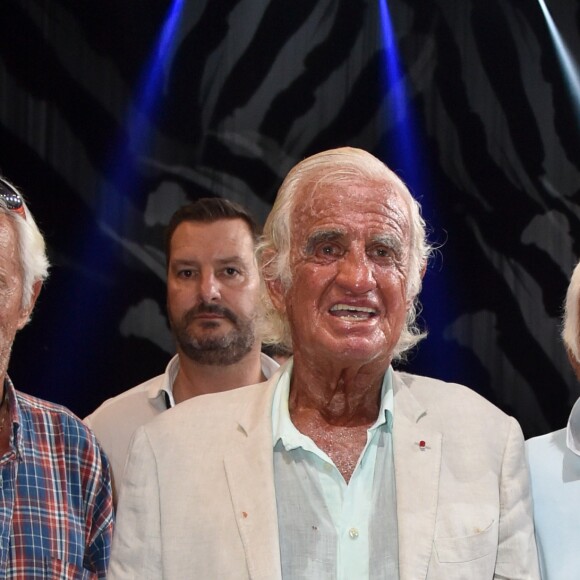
[0,378,114,578]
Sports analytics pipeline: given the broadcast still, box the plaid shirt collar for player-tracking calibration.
[4,376,26,461]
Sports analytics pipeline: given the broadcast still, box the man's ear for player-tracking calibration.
[406,260,427,309]
[260,248,287,314]
[266,277,287,314]
[17,280,42,330]
[566,346,580,383]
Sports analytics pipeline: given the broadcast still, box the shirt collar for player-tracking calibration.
[146,354,180,408]
[566,397,580,456]
[149,352,281,410]
[272,362,395,450]
[4,376,25,459]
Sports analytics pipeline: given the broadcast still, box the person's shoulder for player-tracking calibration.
[527,426,566,445]
[169,379,271,418]
[393,371,519,447]
[526,427,567,459]
[16,390,100,449]
[394,371,524,464]
[84,373,165,425]
[146,379,274,434]
[17,389,82,422]
[394,371,508,418]
[129,380,275,459]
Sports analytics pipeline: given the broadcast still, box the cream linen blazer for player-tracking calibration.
[108,368,539,579]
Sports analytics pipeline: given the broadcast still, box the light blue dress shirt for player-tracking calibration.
[272,361,399,579]
[527,397,580,579]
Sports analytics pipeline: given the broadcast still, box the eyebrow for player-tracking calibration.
[304,230,405,258]
[371,233,404,255]
[304,229,345,254]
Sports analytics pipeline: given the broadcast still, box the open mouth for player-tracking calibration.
[329,304,377,320]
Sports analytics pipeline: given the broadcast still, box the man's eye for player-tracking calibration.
[319,244,338,256]
[371,246,394,259]
[178,270,193,278]
[224,267,240,277]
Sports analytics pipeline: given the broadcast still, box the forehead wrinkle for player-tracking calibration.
[207,253,247,263]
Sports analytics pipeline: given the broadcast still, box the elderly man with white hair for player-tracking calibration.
[527,261,580,579]
[109,147,539,579]
[0,177,114,578]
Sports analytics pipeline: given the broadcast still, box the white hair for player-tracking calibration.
[0,180,49,312]
[257,147,432,362]
[563,260,580,364]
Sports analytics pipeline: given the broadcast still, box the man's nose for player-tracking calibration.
[335,250,375,294]
[198,271,221,302]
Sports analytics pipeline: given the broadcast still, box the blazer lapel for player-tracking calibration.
[393,374,442,580]
[224,377,282,580]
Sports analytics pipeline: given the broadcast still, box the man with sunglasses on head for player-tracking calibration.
[0,177,114,578]
[85,198,279,502]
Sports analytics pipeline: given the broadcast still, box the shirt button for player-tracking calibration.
[349,527,359,539]
[324,463,333,473]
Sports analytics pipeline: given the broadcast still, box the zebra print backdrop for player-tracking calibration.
[1,0,579,437]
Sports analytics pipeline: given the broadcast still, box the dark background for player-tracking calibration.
[1,0,579,438]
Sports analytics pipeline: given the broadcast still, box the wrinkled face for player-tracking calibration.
[0,215,32,381]
[269,178,411,366]
[167,218,261,366]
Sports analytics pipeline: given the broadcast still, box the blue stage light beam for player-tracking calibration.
[102,0,186,232]
[377,0,423,191]
[378,0,451,376]
[538,0,580,126]
[128,0,185,150]
[46,0,186,403]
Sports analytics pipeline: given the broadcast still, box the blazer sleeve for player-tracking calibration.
[107,426,162,579]
[495,417,540,580]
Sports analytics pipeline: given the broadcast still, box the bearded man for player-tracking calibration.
[85,199,278,500]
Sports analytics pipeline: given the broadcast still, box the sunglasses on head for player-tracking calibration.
[0,178,25,218]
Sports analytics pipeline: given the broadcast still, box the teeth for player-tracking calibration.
[329,304,377,321]
[330,304,376,314]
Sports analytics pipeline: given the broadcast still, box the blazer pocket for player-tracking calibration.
[435,519,498,563]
